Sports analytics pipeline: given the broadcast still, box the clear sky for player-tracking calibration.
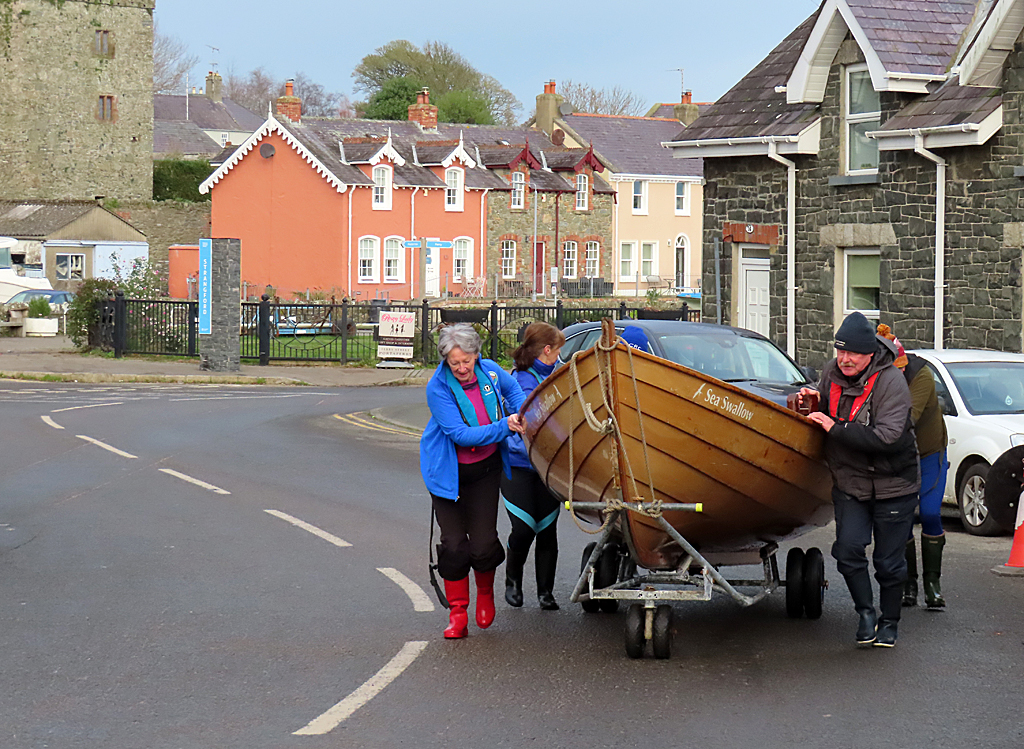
[154,0,820,114]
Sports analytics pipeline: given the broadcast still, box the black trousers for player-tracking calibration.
[831,488,918,591]
[500,466,560,556]
[431,452,505,581]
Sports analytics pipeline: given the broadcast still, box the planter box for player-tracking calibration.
[637,308,688,321]
[24,317,59,337]
[440,308,490,325]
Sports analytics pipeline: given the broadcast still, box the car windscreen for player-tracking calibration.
[944,361,1024,415]
[656,332,806,385]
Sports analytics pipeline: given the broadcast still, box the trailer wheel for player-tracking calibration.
[786,548,805,618]
[652,605,673,659]
[624,603,645,659]
[596,546,620,613]
[580,543,600,613]
[802,547,825,620]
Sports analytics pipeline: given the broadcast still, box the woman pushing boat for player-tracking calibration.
[798,311,920,648]
[420,324,527,639]
[502,322,566,610]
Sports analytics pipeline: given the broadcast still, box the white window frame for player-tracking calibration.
[372,165,393,210]
[674,181,690,216]
[845,64,880,176]
[358,236,379,283]
[501,240,516,279]
[631,180,648,215]
[453,237,473,282]
[576,174,589,211]
[510,171,525,209]
[619,241,636,280]
[842,247,881,318]
[585,241,599,277]
[445,167,464,212]
[641,241,657,278]
[383,236,404,283]
[55,253,85,281]
[562,240,578,279]
[674,234,691,288]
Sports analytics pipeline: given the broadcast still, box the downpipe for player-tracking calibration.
[767,141,796,359]
[914,132,946,351]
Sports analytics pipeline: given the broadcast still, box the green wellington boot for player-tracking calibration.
[902,538,918,607]
[921,534,946,609]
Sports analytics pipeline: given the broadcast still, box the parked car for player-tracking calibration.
[3,289,76,312]
[556,319,813,407]
[909,349,1024,535]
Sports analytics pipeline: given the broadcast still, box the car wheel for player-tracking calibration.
[958,463,1002,536]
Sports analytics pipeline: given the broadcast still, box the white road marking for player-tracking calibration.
[167,393,332,402]
[76,435,138,459]
[51,402,124,413]
[263,510,351,547]
[293,641,429,735]
[377,567,435,612]
[158,468,231,495]
[40,415,64,430]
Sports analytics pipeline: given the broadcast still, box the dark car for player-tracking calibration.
[557,319,813,407]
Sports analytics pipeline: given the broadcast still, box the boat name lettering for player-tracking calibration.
[536,392,557,418]
[701,386,754,421]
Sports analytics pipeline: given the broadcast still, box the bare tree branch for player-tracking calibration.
[558,79,647,116]
[153,23,199,94]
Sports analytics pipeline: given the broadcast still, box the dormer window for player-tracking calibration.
[445,167,464,212]
[372,165,392,210]
[511,171,525,209]
[845,65,880,175]
[575,173,588,211]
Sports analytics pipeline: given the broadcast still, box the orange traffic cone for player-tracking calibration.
[992,497,1024,577]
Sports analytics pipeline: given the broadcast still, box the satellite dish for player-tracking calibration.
[551,129,565,146]
[558,103,574,116]
[259,143,276,158]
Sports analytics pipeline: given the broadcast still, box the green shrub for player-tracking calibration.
[152,159,213,202]
[66,278,117,348]
[27,296,52,318]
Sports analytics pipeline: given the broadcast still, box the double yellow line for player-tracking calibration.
[333,412,421,437]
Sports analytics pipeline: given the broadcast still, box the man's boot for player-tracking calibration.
[474,569,496,629]
[874,585,903,648]
[845,573,877,646]
[443,577,470,639]
[903,538,919,607]
[921,534,946,609]
[504,544,528,607]
[535,546,560,611]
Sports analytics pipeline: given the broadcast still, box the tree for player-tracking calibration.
[558,79,647,116]
[363,76,423,121]
[153,23,199,94]
[225,66,280,116]
[291,72,353,118]
[438,90,494,125]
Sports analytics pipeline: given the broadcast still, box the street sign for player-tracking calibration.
[198,238,212,335]
[426,240,453,248]
[403,240,421,248]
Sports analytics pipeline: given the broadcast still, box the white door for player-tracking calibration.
[425,239,440,297]
[740,258,770,337]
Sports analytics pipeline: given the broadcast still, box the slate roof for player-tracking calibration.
[671,11,822,142]
[210,144,240,168]
[560,113,703,177]
[154,120,222,157]
[645,103,713,119]
[154,94,265,132]
[0,201,139,239]
[877,80,1001,130]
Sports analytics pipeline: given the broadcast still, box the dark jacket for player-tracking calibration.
[903,353,947,458]
[814,337,921,501]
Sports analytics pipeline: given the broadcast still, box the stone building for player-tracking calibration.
[666,0,1024,367]
[0,0,155,201]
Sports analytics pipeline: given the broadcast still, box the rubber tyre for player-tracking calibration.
[596,545,620,613]
[624,603,645,659]
[652,605,673,659]
[786,548,805,618]
[958,463,1002,536]
[802,547,825,620]
[580,543,600,613]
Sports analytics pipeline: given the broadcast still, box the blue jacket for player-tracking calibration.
[506,359,556,469]
[420,358,527,500]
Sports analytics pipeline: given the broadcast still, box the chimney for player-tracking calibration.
[674,90,700,126]
[206,71,223,104]
[276,78,302,122]
[535,79,562,135]
[408,87,438,130]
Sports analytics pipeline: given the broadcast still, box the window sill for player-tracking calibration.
[828,174,880,187]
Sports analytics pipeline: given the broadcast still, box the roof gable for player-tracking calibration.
[959,0,1024,86]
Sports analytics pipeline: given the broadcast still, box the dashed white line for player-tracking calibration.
[377,568,435,612]
[40,415,64,430]
[158,468,231,495]
[51,402,124,413]
[293,641,429,735]
[263,510,351,547]
[76,435,138,459]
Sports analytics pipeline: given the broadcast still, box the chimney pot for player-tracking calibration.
[408,87,438,130]
[285,79,294,97]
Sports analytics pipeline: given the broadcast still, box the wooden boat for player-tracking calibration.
[520,320,833,571]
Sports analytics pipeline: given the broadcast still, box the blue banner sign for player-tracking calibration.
[426,240,453,248]
[199,238,212,335]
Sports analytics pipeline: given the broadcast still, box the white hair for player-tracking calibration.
[438,323,481,358]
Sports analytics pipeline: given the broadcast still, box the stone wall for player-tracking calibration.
[117,199,211,281]
[0,0,155,201]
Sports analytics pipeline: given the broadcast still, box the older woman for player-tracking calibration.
[420,323,527,639]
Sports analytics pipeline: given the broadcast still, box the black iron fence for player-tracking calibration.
[97,291,699,365]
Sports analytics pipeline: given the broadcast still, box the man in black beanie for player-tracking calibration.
[797,311,920,647]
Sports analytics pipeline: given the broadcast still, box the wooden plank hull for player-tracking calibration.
[521,341,834,570]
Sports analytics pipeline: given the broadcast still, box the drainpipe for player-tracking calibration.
[480,188,489,286]
[410,186,420,299]
[767,140,796,359]
[914,131,946,351]
[554,193,561,298]
[347,189,353,297]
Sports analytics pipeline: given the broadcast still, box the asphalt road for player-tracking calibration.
[1,381,1022,749]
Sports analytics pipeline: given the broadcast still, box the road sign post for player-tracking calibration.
[404,238,453,301]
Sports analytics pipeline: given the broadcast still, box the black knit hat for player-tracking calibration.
[834,311,878,354]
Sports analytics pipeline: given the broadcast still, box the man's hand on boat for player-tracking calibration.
[507,414,526,434]
[806,411,835,432]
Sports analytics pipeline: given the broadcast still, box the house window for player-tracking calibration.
[372,166,392,210]
[97,95,116,122]
[563,241,578,279]
[384,237,403,282]
[94,30,113,57]
[632,180,647,214]
[641,242,657,277]
[675,234,690,288]
[576,174,588,211]
[55,254,85,281]
[453,238,472,282]
[510,171,525,209]
[220,132,228,147]
[846,65,880,174]
[501,240,516,279]
[445,167,464,211]
[843,249,880,317]
[585,241,600,277]
[675,182,690,215]
[620,241,636,278]
[358,237,379,282]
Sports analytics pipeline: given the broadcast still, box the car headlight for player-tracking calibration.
[1011,434,1024,447]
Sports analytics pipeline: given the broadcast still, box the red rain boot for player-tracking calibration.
[475,569,496,629]
[443,578,470,639]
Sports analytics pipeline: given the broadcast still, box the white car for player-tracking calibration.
[910,349,1024,535]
